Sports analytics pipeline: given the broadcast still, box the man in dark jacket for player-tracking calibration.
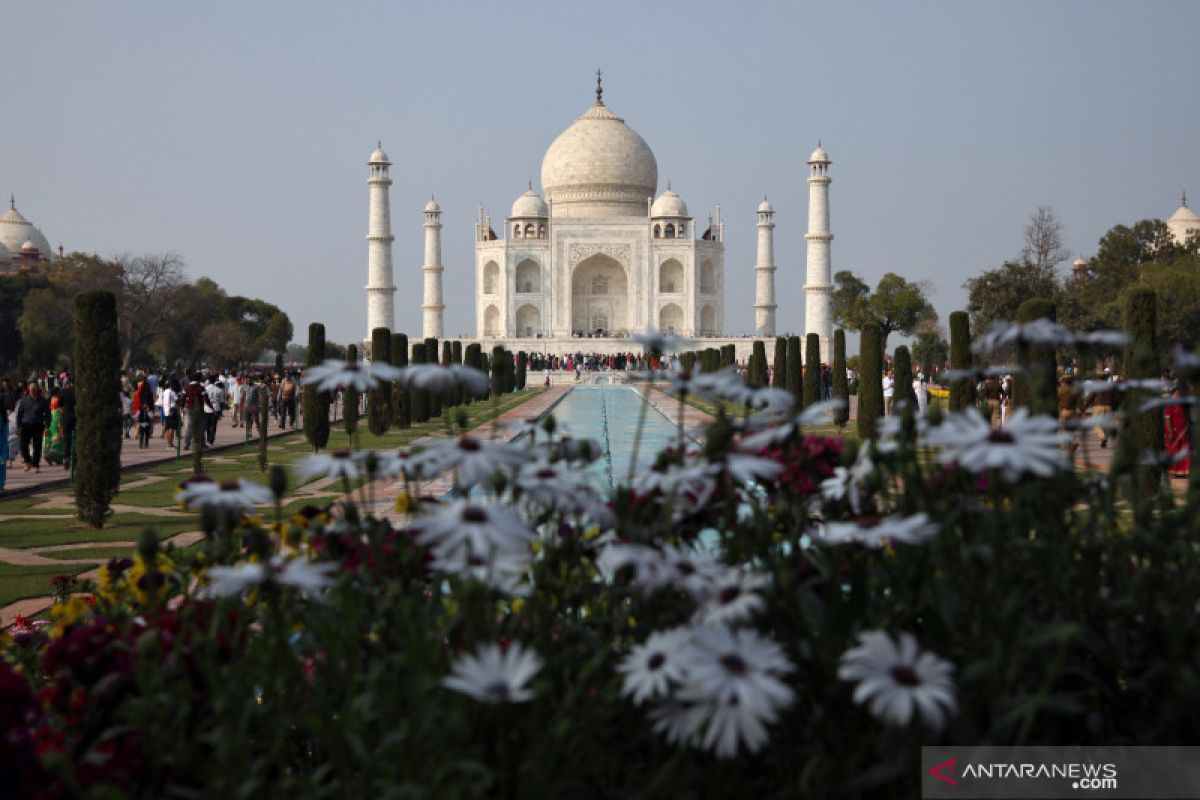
[15,382,50,472]
[58,377,76,471]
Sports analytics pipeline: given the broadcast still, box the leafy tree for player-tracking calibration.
[112,253,186,369]
[73,291,122,527]
[368,329,392,435]
[964,260,1062,335]
[200,320,256,368]
[303,323,330,451]
[831,270,935,346]
[832,330,849,427]
[1012,299,1057,414]
[803,334,820,407]
[1129,250,1200,350]
[910,325,948,380]
[857,324,884,439]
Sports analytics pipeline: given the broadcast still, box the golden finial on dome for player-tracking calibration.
[595,69,603,105]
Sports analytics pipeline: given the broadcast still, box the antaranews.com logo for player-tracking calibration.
[922,746,1200,799]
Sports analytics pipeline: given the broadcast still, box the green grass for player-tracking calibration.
[41,545,143,562]
[0,563,93,608]
[0,514,200,550]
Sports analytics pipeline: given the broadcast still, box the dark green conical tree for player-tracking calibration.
[786,336,802,404]
[274,352,284,376]
[441,341,454,406]
[857,324,885,440]
[893,345,917,409]
[699,348,716,373]
[463,343,481,404]
[73,291,122,528]
[832,329,849,427]
[750,341,768,387]
[391,333,410,429]
[681,351,696,374]
[720,344,736,369]
[1118,288,1162,495]
[491,346,506,397]
[343,344,360,437]
[804,334,821,407]
[948,311,972,412]
[303,323,330,451]
[451,340,464,407]
[368,328,392,435]
[411,343,430,423]
[773,337,787,388]
[517,351,528,390]
[1013,298,1057,414]
[424,337,441,417]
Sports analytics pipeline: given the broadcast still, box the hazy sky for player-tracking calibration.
[5,1,1198,349]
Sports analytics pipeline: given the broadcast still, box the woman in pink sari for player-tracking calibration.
[1163,388,1191,479]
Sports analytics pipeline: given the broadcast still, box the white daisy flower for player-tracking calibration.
[681,626,795,758]
[1173,346,1200,374]
[688,366,749,403]
[740,399,849,450]
[515,458,603,515]
[294,450,368,483]
[722,452,784,485]
[1071,329,1130,348]
[443,642,542,703]
[408,499,535,562]
[597,543,670,592]
[552,436,603,464]
[176,476,274,513]
[410,434,528,488]
[819,444,876,514]
[204,556,337,599]
[618,627,692,705]
[972,318,1072,355]
[922,407,1067,481]
[660,544,721,600]
[746,386,796,417]
[649,699,711,747]
[820,512,939,548]
[838,631,957,732]
[431,545,531,595]
[396,363,491,397]
[1139,396,1195,412]
[694,567,771,625]
[301,359,402,392]
[940,365,1022,382]
[633,327,693,356]
[377,448,426,481]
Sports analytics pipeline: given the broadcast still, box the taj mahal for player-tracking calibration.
[364,74,837,360]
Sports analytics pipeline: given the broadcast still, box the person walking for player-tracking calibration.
[58,376,76,471]
[1057,376,1082,458]
[1164,387,1191,479]
[205,376,225,445]
[43,395,64,466]
[181,373,205,449]
[161,379,179,449]
[0,381,11,492]
[15,382,50,473]
[1085,370,1115,449]
[278,372,297,430]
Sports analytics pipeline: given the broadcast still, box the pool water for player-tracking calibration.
[550,386,682,487]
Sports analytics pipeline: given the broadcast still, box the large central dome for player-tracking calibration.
[540,90,658,219]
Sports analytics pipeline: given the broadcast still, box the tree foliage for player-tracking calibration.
[785,337,802,403]
[948,312,972,412]
[803,334,820,407]
[832,330,849,427]
[831,270,935,346]
[73,291,122,528]
[368,329,392,435]
[857,325,884,439]
[303,323,330,451]
[343,344,360,437]
[772,338,787,388]
[391,333,410,429]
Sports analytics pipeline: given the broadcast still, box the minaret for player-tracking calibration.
[804,143,833,361]
[754,197,777,336]
[365,142,395,343]
[422,197,445,338]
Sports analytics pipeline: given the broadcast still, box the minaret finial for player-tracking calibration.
[1184,191,1189,208]
[667,179,671,192]
[9,195,14,210]
[528,180,533,191]
[377,139,382,148]
[595,69,603,104]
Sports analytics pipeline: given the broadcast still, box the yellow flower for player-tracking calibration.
[627,616,637,629]
[394,492,415,514]
[49,595,91,638]
[511,597,526,615]
[583,525,602,541]
[128,552,175,606]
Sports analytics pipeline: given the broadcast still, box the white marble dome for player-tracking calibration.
[510,188,548,218]
[0,240,10,264]
[651,188,687,218]
[424,198,441,213]
[0,199,51,257]
[809,145,830,163]
[540,98,657,218]
[758,198,774,213]
[1167,196,1200,246]
[369,144,390,164]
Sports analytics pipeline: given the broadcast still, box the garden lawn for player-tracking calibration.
[0,563,93,609]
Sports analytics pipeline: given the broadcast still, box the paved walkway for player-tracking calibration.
[2,412,307,496]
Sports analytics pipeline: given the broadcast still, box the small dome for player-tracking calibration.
[425,198,441,213]
[1072,257,1086,270]
[368,144,390,164]
[809,145,830,163]
[20,240,39,254]
[510,188,548,218]
[1167,194,1200,245]
[758,198,774,213]
[651,188,688,218]
[0,199,51,256]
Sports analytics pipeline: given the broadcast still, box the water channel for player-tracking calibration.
[548,385,683,487]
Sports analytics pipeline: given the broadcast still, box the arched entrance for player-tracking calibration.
[659,303,683,333]
[483,304,500,336]
[571,254,628,335]
[515,303,542,337]
[700,304,717,335]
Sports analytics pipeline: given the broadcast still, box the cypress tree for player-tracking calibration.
[343,344,360,438]
[424,337,442,417]
[491,345,506,397]
[411,343,430,422]
[463,343,481,404]
[720,344,735,369]
[391,333,410,429]
[368,328,392,435]
[1013,298,1057,414]
[893,345,917,409]
[440,341,454,406]
[274,352,284,376]
[786,336,802,404]
[832,329,849,427]
[303,323,330,451]
[517,351,528,390]
[73,290,122,528]
[804,334,821,407]
[773,337,787,388]
[1118,288,1162,494]
[857,324,885,440]
[948,311,972,412]
[681,351,696,374]
[451,340,464,406]
[750,341,768,387]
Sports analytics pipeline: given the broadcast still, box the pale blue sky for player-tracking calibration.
[4,1,1197,348]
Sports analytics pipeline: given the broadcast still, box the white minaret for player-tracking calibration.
[365,142,396,342]
[422,197,445,338]
[753,197,777,336]
[804,143,833,361]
